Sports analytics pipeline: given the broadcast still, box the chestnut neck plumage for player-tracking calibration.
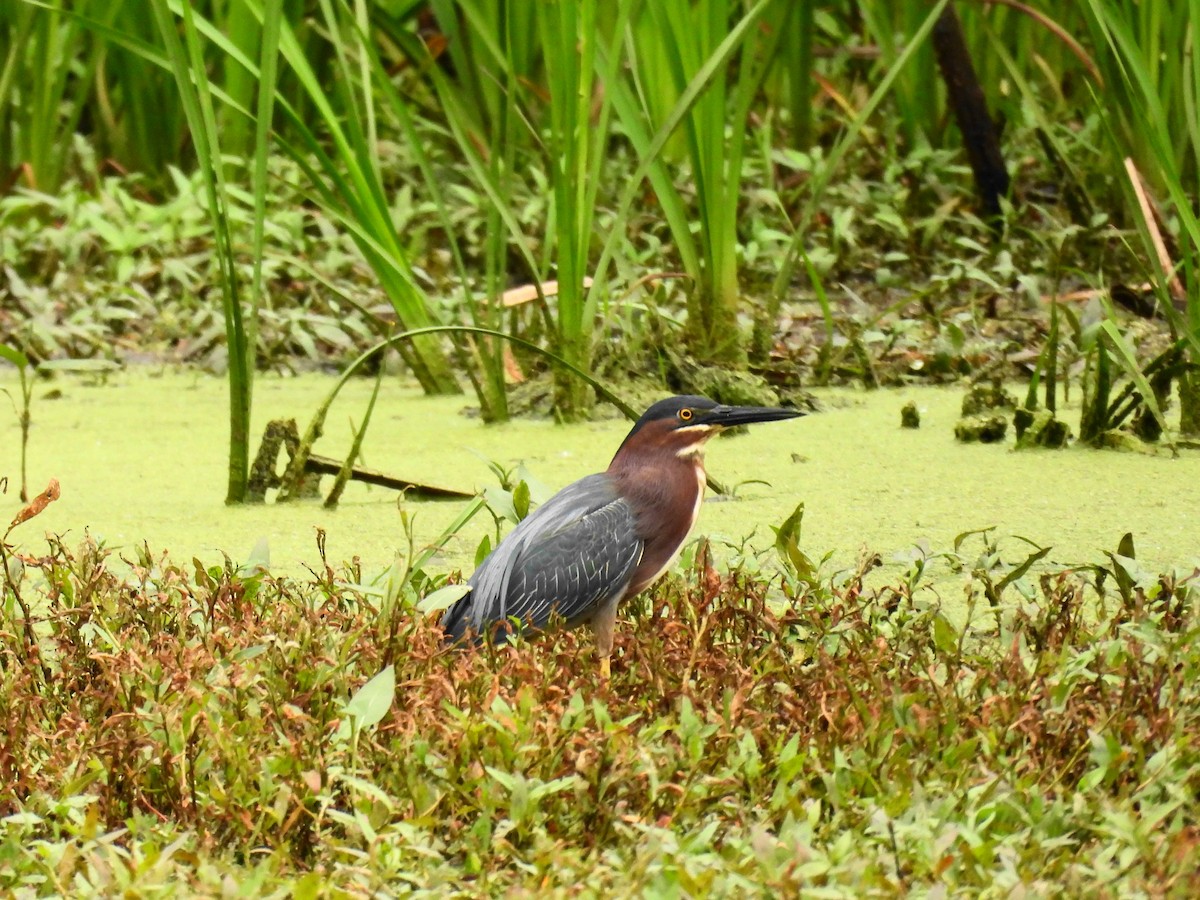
[606,420,713,596]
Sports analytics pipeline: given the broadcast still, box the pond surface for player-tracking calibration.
[2,370,1198,594]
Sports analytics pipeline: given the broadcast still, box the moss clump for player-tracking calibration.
[955,414,1008,443]
[667,351,781,408]
[1014,408,1071,448]
[961,381,1016,416]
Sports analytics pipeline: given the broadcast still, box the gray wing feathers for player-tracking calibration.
[444,474,643,641]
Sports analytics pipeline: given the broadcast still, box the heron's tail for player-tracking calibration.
[440,588,474,644]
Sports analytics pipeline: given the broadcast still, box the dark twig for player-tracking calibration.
[932,4,1010,223]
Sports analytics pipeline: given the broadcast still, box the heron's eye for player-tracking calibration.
[678,408,693,422]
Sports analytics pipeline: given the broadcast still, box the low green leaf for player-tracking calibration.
[995,544,1053,593]
[1117,532,1136,560]
[528,775,582,802]
[0,344,29,369]
[2,812,43,827]
[485,766,516,791]
[932,614,958,654]
[239,536,270,576]
[344,665,395,731]
[484,486,519,525]
[474,533,492,568]
[512,480,531,521]
[417,583,471,614]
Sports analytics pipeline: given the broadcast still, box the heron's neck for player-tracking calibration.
[607,448,707,535]
[608,447,707,595]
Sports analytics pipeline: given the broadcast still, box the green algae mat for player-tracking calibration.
[3,371,1196,579]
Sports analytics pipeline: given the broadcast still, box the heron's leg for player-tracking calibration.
[592,597,619,679]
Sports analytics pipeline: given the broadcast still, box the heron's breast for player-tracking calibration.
[624,459,707,597]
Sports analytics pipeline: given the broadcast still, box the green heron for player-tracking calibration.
[442,395,803,676]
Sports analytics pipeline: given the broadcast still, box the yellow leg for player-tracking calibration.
[593,599,617,680]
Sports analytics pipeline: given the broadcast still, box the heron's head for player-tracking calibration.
[610,395,804,464]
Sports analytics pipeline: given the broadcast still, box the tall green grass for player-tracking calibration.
[766,0,950,340]
[11,0,1199,445]
[1078,0,1200,434]
[857,0,941,152]
[388,0,545,422]
[536,0,633,417]
[0,1,105,192]
[0,1,243,191]
[267,0,460,397]
[1079,0,1200,194]
[616,0,776,366]
[771,0,816,148]
[147,0,284,503]
[399,0,633,419]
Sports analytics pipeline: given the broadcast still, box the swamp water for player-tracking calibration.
[2,370,1198,606]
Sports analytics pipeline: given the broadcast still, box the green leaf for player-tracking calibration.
[1105,552,1138,602]
[528,775,581,802]
[0,344,29,369]
[513,465,553,505]
[485,766,516,791]
[417,583,471,615]
[1098,320,1168,432]
[1077,767,1107,792]
[512,480,531,521]
[932,614,958,655]
[953,526,996,554]
[474,534,492,568]
[291,872,323,900]
[1117,532,1136,560]
[772,502,805,559]
[344,665,395,731]
[995,544,1053,593]
[238,536,270,576]
[1,812,43,827]
[484,486,519,525]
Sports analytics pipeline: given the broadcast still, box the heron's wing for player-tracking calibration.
[442,474,643,642]
[497,493,642,628]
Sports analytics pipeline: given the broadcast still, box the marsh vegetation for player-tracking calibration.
[2,1,1200,894]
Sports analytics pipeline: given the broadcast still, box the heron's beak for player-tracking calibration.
[699,404,805,429]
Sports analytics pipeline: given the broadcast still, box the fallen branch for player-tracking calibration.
[249,419,472,504]
[305,454,472,501]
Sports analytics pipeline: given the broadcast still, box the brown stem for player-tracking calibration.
[933,4,1010,222]
[0,541,53,684]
